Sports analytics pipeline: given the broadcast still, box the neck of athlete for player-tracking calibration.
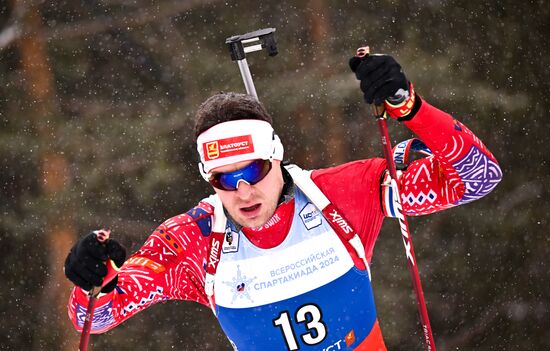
[228,165,295,248]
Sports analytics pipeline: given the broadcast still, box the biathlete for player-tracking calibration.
[64,53,502,350]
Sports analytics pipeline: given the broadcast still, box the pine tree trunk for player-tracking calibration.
[15,2,79,350]
[308,0,346,165]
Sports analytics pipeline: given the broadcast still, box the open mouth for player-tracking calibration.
[241,204,261,213]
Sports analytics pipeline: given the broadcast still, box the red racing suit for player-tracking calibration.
[68,98,502,349]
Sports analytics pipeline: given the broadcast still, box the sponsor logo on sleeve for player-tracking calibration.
[125,256,165,273]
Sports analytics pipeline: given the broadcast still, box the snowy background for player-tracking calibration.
[0,0,548,350]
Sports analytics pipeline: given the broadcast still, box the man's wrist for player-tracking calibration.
[396,93,422,122]
[384,82,422,121]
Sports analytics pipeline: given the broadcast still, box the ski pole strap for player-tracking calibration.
[383,138,433,218]
[102,259,121,288]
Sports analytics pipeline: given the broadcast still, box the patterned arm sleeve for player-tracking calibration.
[67,200,214,333]
[381,99,502,216]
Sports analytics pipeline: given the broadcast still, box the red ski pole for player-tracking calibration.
[78,229,119,351]
[356,47,437,351]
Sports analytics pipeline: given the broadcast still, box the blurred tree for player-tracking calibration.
[12,0,78,350]
[308,0,346,166]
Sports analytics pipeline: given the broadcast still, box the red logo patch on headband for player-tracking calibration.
[203,135,254,161]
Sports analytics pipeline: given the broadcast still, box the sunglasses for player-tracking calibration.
[208,159,272,191]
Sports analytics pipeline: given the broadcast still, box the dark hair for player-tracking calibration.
[194,92,273,138]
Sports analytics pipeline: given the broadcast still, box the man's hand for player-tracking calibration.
[349,53,419,120]
[64,230,126,293]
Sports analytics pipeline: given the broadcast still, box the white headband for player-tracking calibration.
[197,119,284,179]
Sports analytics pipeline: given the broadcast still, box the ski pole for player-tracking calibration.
[356,46,437,351]
[225,28,278,100]
[78,229,119,351]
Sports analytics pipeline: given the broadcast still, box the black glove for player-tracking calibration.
[349,54,409,105]
[64,231,126,293]
[349,53,421,120]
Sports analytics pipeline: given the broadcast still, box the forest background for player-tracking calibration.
[1,0,548,350]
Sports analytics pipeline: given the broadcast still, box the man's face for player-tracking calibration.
[212,159,284,229]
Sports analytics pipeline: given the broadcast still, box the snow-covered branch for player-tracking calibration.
[0,24,21,49]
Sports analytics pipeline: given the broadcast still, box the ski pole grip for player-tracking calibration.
[355,46,405,118]
[95,228,110,243]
